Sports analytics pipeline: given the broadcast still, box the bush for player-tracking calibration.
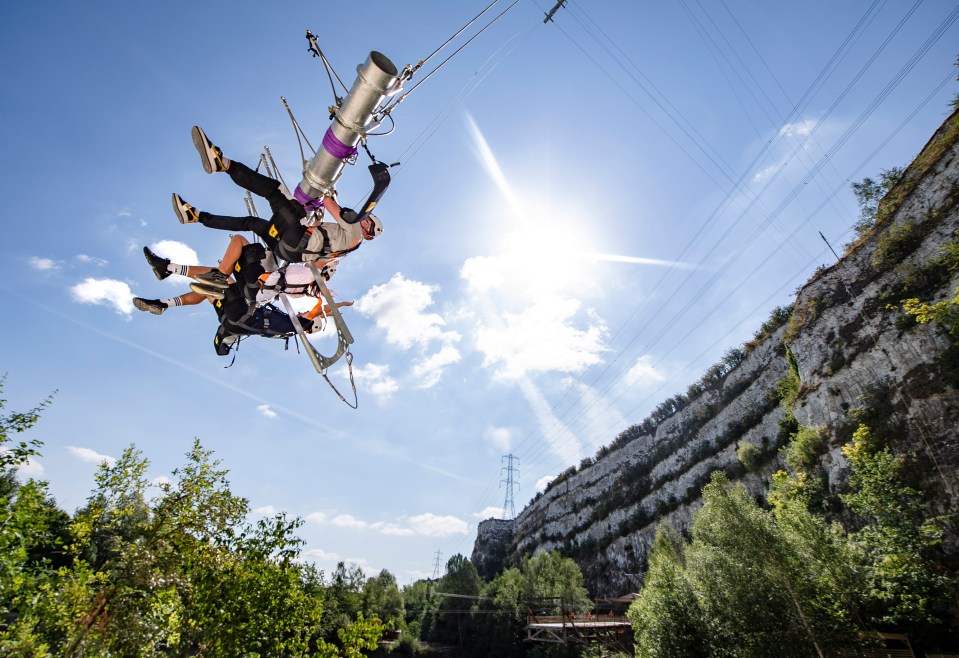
[871,221,922,271]
[783,425,824,471]
[737,442,762,472]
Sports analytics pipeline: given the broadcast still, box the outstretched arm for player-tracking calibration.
[303,300,353,321]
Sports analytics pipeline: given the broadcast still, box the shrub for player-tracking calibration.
[783,425,824,471]
[736,441,762,472]
[871,221,922,271]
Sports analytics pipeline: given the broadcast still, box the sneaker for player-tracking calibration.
[194,269,230,289]
[143,246,171,280]
[190,282,225,300]
[172,193,200,224]
[192,125,226,174]
[133,297,166,315]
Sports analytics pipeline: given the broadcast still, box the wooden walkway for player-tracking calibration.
[527,614,633,655]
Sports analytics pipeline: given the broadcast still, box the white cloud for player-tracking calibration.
[459,255,505,294]
[150,240,199,265]
[585,253,695,269]
[319,511,468,538]
[70,278,135,316]
[305,547,340,561]
[779,119,816,138]
[407,513,469,537]
[344,558,374,576]
[253,505,277,516]
[151,475,172,487]
[29,257,59,271]
[351,363,399,400]
[624,355,666,387]
[475,505,506,520]
[354,274,460,350]
[331,514,368,529]
[404,569,433,581]
[536,475,555,492]
[574,382,628,448]
[75,254,108,266]
[373,523,415,537]
[257,404,277,418]
[474,297,606,380]
[753,165,779,182]
[484,426,512,453]
[411,345,462,389]
[17,457,45,478]
[306,512,327,524]
[67,446,117,467]
[519,377,582,465]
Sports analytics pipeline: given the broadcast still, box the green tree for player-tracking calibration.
[473,551,592,657]
[629,524,708,658]
[361,568,404,627]
[0,382,69,655]
[402,578,438,644]
[45,441,323,657]
[323,561,366,639]
[850,167,904,238]
[685,472,854,657]
[521,551,592,616]
[322,613,384,657]
[841,425,952,638]
[431,554,481,648]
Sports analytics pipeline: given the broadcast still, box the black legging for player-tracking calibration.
[198,161,306,244]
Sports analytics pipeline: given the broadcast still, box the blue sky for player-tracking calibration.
[2,1,957,584]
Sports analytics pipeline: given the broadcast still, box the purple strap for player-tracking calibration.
[294,186,324,212]
[322,127,358,160]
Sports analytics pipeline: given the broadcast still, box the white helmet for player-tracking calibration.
[320,260,338,281]
[367,214,384,237]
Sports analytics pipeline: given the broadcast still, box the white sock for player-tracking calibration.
[168,263,189,276]
[162,298,182,308]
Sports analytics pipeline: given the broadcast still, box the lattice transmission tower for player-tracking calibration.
[500,454,520,519]
[431,550,443,579]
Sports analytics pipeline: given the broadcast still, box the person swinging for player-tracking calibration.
[173,126,383,264]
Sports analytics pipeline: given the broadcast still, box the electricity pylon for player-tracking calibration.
[500,454,520,519]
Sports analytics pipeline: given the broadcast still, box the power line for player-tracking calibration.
[510,1,958,481]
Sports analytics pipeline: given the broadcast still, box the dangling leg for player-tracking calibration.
[195,211,273,241]
[143,246,215,280]
[132,290,207,315]
[224,160,305,223]
[190,126,285,207]
[185,126,304,234]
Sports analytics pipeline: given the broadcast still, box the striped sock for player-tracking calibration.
[162,298,182,308]
[169,263,190,276]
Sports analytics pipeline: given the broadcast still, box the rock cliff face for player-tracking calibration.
[471,111,959,598]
